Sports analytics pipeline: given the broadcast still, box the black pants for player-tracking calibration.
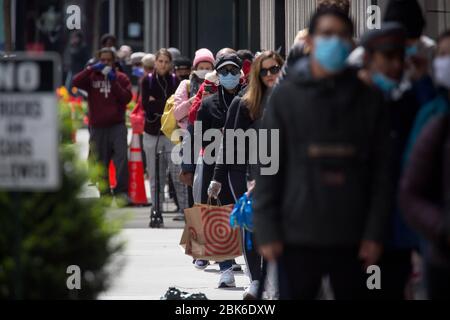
[427,264,450,300]
[243,230,263,281]
[367,249,413,300]
[278,245,368,300]
[90,123,129,197]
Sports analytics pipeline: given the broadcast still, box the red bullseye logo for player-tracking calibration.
[201,207,240,256]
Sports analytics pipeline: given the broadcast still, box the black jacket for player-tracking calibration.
[253,58,392,247]
[141,72,179,135]
[196,86,241,204]
[212,97,252,204]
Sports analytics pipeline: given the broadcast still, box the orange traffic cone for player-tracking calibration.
[109,161,117,189]
[128,133,148,205]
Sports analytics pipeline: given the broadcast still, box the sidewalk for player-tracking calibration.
[76,129,249,300]
[99,209,249,300]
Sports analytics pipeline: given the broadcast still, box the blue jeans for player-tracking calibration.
[219,260,233,271]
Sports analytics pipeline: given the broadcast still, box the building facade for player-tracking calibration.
[2,0,450,59]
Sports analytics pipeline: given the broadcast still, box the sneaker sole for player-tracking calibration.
[218,281,236,288]
[194,264,209,270]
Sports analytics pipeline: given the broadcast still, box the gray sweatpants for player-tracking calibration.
[90,123,129,197]
[143,133,188,212]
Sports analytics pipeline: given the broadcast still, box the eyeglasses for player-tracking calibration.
[260,65,281,77]
[217,67,241,76]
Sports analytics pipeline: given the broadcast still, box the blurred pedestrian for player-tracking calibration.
[72,47,132,202]
[63,31,90,93]
[359,22,421,300]
[280,0,352,82]
[237,49,254,86]
[173,56,193,82]
[141,49,188,220]
[174,49,215,130]
[197,53,244,287]
[253,8,391,300]
[168,47,181,61]
[208,50,284,299]
[400,30,450,300]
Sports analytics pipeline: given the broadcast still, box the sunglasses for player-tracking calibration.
[260,65,281,77]
[217,67,241,76]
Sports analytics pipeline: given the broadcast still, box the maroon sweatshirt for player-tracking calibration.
[72,68,132,128]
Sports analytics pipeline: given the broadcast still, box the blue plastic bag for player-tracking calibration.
[230,193,254,250]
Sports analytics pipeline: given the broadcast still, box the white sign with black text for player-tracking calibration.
[0,53,61,190]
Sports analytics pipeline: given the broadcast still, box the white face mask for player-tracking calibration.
[194,69,209,79]
[433,55,450,89]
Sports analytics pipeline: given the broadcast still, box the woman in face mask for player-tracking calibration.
[208,51,284,299]
[173,48,215,130]
[194,52,244,288]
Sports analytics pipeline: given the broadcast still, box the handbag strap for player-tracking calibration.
[207,196,222,207]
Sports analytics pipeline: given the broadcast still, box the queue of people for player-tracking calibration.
[70,0,450,300]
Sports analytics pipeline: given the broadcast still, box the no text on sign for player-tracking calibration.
[0,52,61,191]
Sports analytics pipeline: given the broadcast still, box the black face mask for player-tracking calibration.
[179,75,190,81]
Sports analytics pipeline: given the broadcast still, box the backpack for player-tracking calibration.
[161,80,190,144]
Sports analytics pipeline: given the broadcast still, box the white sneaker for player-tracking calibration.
[243,280,260,300]
[218,268,236,288]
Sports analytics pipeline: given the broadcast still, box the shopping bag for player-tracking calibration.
[183,202,242,261]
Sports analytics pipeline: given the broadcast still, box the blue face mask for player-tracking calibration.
[313,36,351,72]
[372,72,399,95]
[132,67,144,78]
[406,44,419,58]
[218,73,240,90]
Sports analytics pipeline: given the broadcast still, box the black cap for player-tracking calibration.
[215,53,242,71]
[173,56,192,70]
[360,22,406,52]
[383,0,425,39]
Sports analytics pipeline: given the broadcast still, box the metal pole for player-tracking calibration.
[12,192,23,300]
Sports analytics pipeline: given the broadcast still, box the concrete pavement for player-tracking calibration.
[76,129,249,300]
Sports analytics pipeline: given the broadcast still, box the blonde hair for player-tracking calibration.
[242,51,284,121]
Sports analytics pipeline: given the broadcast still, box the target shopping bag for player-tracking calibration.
[183,203,242,261]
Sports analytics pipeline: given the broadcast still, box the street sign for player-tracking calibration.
[0,52,61,191]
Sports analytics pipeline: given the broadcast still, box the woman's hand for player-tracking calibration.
[207,181,222,199]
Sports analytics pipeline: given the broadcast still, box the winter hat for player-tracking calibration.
[383,0,425,39]
[193,48,215,68]
[215,53,243,71]
[361,22,406,52]
[173,56,192,70]
[130,52,146,65]
[168,47,181,60]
